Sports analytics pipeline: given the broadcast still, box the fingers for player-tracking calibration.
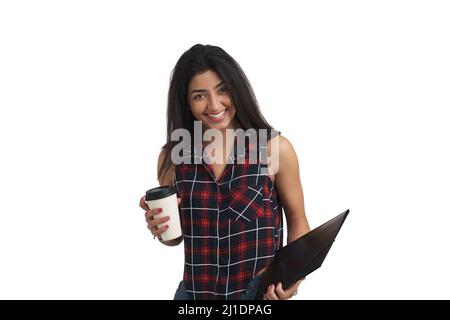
[147,215,170,226]
[282,280,302,299]
[144,207,170,237]
[274,282,286,298]
[264,280,302,300]
[139,196,149,210]
[264,284,279,300]
[151,224,169,237]
[144,207,162,220]
[146,216,170,237]
[141,195,179,239]
[144,207,162,221]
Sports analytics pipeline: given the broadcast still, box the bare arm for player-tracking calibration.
[264,135,310,300]
[273,135,310,243]
[139,150,182,247]
[156,151,183,246]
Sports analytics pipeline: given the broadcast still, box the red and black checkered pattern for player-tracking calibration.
[174,138,283,300]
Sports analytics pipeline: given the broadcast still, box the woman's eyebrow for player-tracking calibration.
[190,81,225,94]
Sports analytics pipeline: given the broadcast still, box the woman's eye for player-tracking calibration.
[193,94,204,100]
[218,87,228,94]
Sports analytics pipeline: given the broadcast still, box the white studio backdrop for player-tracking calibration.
[0,1,449,299]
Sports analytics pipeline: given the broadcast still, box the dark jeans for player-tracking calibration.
[173,274,263,300]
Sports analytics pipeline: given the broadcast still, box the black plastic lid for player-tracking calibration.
[145,186,177,201]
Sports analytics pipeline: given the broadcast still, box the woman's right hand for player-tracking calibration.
[139,196,181,239]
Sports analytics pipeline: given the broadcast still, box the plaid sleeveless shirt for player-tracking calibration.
[174,136,284,300]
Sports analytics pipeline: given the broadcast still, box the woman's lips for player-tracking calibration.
[205,109,227,123]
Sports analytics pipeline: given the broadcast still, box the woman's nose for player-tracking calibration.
[207,94,223,111]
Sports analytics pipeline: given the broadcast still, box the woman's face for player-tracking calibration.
[187,69,237,131]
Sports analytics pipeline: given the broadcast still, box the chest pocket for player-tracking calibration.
[228,184,266,222]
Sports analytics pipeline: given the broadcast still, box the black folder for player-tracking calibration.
[254,209,349,300]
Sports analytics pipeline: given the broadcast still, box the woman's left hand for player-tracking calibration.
[263,279,302,300]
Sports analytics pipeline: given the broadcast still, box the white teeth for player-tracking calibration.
[208,110,226,118]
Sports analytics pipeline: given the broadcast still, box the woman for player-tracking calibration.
[139,44,310,300]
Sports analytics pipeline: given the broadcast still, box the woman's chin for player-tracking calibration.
[203,118,233,131]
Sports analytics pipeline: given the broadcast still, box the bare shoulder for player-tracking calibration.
[267,134,296,155]
[157,149,175,186]
[267,134,299,177]
[278,135,298,162]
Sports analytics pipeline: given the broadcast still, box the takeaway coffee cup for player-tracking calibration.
[145,186,182,241]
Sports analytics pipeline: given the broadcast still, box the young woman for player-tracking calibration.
[139,44,310,300]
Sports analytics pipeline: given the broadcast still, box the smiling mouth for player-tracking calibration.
[204,108,228,122]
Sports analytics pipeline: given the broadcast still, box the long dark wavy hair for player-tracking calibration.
[158,44,276,181]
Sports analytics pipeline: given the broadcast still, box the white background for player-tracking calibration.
[1,1,449,299]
